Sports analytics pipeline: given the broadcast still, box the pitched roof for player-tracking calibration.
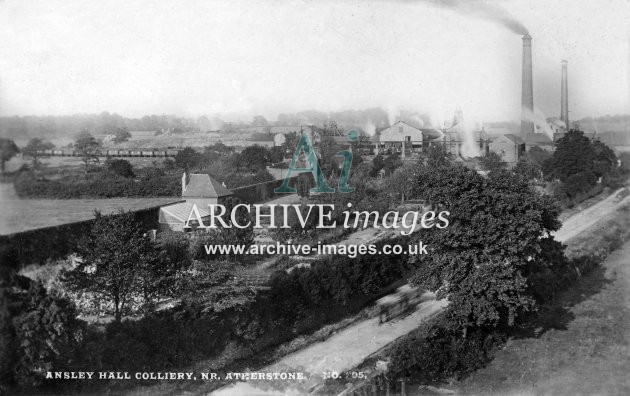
[159,202,211,223]
[503,134,525,144]
[183,174,233,198]
[524,132,553,144]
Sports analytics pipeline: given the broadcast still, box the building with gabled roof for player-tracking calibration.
[378,121,424,156]
[158,173,233,231]
[488,134,525,167]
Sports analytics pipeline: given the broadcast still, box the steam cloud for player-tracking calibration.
[386,105,399,126]
[364,119,376,136]
[418,0,528,35]
[521,107,554,139]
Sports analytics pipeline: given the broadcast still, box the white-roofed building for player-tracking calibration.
[158,173,233,231]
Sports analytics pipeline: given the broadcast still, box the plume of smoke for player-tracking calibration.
[456,116,480,158]
[411,115,425,128]
[521,107,554,139]
[386,105,399,126]
[419,0,528,35]
[364,119,376,136]
[548,118,566,128]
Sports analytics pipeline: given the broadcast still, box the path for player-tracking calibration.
[553,187,629,242]
[213,297,448,395]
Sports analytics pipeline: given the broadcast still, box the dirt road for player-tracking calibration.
[213,297,448,395]
[553,188,629,242]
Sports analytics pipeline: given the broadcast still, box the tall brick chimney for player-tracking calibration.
[560,60,569,129]
[521,34,535,137]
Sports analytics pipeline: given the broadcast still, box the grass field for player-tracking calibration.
[0,183,179,235]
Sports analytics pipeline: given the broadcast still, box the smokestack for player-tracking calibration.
[560,60,569,129]
[521,34,534,137]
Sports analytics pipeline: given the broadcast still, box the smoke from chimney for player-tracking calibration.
[521,34,534,137]
[561,60,569,129]
[419,0,528,35]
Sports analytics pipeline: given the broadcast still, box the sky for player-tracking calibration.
[0,0,628,125]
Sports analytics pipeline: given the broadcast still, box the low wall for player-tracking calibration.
[231,176,297,204]
[0,206,161,269]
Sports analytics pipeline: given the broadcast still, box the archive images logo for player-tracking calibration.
[274,129,358,194]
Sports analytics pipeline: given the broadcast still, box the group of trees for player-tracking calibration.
[173,144,279,188]
[542,130,620,202]
[62,211,190,322]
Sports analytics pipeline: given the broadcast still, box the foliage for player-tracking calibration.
[513,159,542,181]
[0,138,19,174]
[233,145,270,173]
[112,127,132,143]
[281,132,299,158]
[387,162,421,202]
[106,158,134,178]
[13,170,180,198]
[62,211,175,322]
[22,138,54,168]
[268,237,411,320]
[382,153,403,176]
[409,163,562,333]
[370,154,384,177]
[543,130,618,204]
[543,129,599,182]
[1,270,85,389]
[74,131,101,175]
[384,323,505,383]
[174,147,202,172]
[479,151,507,173]
[425,143,450,167]
[526,145,551,167]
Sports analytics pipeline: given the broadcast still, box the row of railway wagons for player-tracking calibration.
[35,149,181,157]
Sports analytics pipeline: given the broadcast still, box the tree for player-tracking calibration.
[112,127,132,144]
[513,159,542,181]
[382,153,403,176]
[425,144,450,167]
[370,153,385,177]
[480,152,507,173]
[252,115,269,127]
[591,139,617,178]
[74,131,101,175]
[174,147,201,172]
[22,138,54,169]
[543,130,618,200]
[282,132,299,158]
[409,163,561,335]
[2,273,84,388]
[62,211,166,322]
[0,138,19,175]
[526,146,551,167]
[544,129,596,181]
[107,158,135,178]
[234,145,269,173]
[387,162,420,203]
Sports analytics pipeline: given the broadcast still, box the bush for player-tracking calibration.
[13,171,180,198]
[106,159,134,178]
[1,273,85,389]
